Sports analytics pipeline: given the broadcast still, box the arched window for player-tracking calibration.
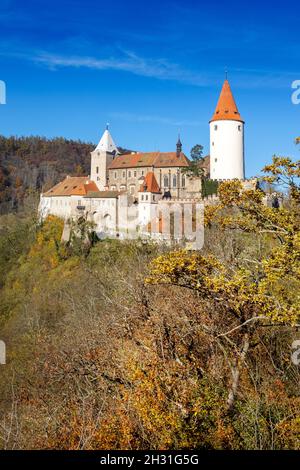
[182,175,186,188]
[163,175,169,188]
[173,175,177,188]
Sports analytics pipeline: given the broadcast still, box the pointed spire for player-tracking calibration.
[95,125,119,154]
[139,172,161,194]
[210,79,244,123]
[176,133,182,157]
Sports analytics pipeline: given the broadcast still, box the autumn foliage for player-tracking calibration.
[0,155,299,449]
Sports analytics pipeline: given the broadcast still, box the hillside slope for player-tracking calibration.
[0,135,130,214]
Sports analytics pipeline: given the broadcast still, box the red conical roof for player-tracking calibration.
[139,172,161,193]
[210,79,244,123]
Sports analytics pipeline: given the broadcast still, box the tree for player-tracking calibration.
[190,144,204,161]
[182,144,204,178]
[147,155,300,412]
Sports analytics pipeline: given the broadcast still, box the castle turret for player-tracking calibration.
[209,79,245,180]
[138,172,162,227]
[90,125,119,190]
[176,135,182,157]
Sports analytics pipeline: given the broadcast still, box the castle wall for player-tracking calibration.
[108,166,201,199]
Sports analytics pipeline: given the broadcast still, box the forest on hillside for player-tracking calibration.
[0,154,299,450]
[0,135,131,214]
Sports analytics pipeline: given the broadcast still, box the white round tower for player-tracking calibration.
[209,79,245,180]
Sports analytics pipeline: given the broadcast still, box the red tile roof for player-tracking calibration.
[108,151,189,169]
[139,172,161,193]
[43,176,99,197]
[210,80,243,123]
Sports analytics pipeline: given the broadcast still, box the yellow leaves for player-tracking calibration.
[146,237,300,324]
[28,216,65,269]
[276,414,300,450]
[146,249,223,292]
[218,180,243,205]
[262,156,300,192]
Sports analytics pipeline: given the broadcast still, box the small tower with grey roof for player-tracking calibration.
[90,124,119,190]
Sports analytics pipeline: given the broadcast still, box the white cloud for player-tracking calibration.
[33,50,210,86]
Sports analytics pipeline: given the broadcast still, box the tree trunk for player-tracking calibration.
[227,332,250,411]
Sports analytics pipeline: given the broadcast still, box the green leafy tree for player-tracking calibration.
[182,144,204,178]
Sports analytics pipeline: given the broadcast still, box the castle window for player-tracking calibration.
[214,125,218,130]
[128,171,131,177]
[182,175,186,188]
[145,195,148,201]
[114,172,117,179]
[96,166,99,174]
[173,175,177,188]
[123,171,126,178]
[153,195,155,201]
[141,170,144,176]
[163,175,169,187]
[238,125,241,131]
[215,158,217,162]
[134,171,137,177]
[141,195,144,201]
[212,142,214,146]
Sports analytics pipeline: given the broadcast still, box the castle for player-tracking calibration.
[39,79,246,241]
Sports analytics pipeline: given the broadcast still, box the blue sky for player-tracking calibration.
[0,0,299,176]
